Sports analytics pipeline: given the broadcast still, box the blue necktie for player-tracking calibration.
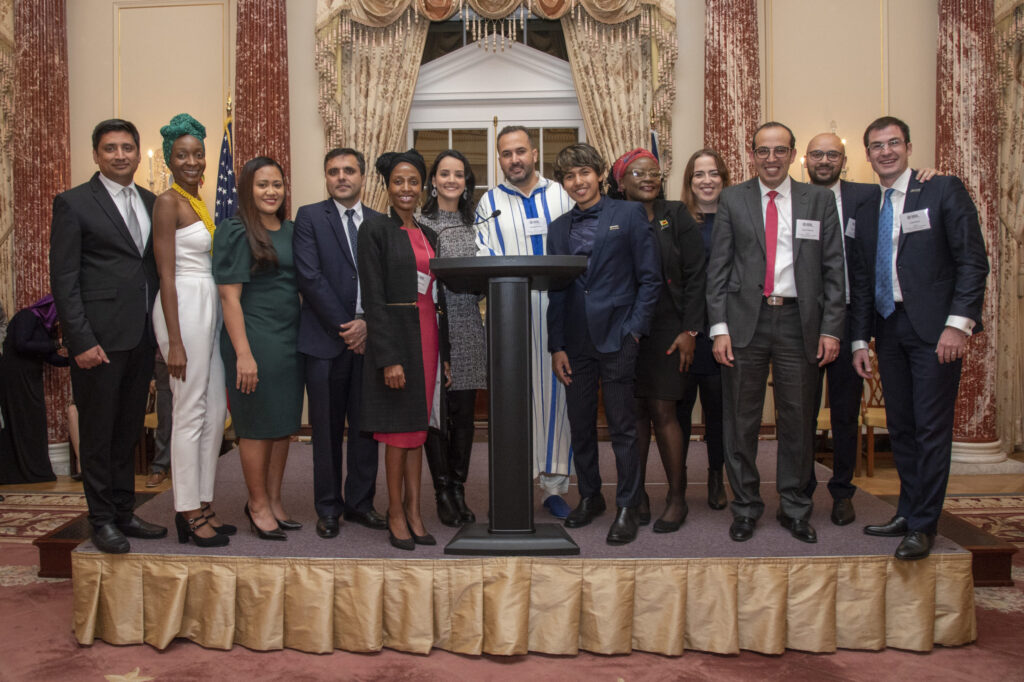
[874,188,895,318]
[344,208,358,263]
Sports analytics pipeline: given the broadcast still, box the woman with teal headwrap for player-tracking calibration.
[151,113,234,547]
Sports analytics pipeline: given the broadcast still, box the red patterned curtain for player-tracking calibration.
[936,0,1001,450]
[13,0,71,443]
[703,0,760,182]
[235,0,291,214]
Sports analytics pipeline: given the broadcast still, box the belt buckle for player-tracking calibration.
[766,295,784,306]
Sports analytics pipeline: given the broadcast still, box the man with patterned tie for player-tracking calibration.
[50,119,168,553]
[293,148,387,539]
[706,121,845,544]
[850,116,989,560]
[475,126,575,518]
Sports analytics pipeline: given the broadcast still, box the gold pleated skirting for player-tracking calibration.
[72,552,976,655]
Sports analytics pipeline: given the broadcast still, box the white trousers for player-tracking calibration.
[153,275,227,512]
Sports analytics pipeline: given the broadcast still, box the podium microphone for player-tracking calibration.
[473,209,501,226]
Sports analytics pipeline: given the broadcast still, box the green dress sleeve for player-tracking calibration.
[212,217,252,285]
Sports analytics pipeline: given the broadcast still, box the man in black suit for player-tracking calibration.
[50,119,168,553]
[547,143,662,545]
[293,148,387,539]
[803,133,875,527]
[707,122,846,545]
[850,116,989,560]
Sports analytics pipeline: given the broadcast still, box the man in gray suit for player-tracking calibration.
[707,121,845,544]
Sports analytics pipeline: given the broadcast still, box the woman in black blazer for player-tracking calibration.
[610,149,707,533]
[358,149,448,551]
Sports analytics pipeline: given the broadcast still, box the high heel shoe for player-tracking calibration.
[200,502,237,536]
[276,517,303,531]
[175,512,230,547]
[408,521,436,546]
[244,504,287,541]
[387,513,414,551]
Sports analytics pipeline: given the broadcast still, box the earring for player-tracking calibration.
[199,174,205,189]
[430,187,437,197]
[462,189,469,200]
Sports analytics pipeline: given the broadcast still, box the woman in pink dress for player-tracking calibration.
[357,149,449,551]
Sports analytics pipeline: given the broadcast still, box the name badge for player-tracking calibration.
[845,218,856,238]
[417,271,431,295]
[795,219,821,240]
[900,209,931,233]
[524,217,547,236]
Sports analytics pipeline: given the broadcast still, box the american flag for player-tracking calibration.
[214,117,238,225]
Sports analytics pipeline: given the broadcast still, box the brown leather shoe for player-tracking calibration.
[146,470,168,488]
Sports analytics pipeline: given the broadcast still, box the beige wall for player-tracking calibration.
[760,0,937,182]
[664,0,705,199]
[287,0,328,213]
[68,0,234,210]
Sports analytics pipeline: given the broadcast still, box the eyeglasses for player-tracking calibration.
[628,169,663,180]
[807,150,843,161]
[867,138,905,154]
[753,146,792,159]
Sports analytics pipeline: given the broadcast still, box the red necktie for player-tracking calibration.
[764,190,779,296]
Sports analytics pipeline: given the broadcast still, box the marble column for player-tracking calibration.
[936,0,1004,463]
[234,0,291,213]
[14,0,72,446]
[703,0,760,181]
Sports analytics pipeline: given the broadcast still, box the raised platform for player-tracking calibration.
[71,443,977,656]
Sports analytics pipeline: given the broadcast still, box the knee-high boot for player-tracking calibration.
[448,421,476,524]
[424,427,460,527]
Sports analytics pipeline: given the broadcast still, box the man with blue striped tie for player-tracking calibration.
[475,126,575,518]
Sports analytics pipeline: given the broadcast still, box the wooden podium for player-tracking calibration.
[430,255,585,556]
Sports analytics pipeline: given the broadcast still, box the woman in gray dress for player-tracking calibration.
[418,150,486,527]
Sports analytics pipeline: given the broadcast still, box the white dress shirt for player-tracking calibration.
[334,199,365,314]
[98,172,151,247]
[709,176,797,339]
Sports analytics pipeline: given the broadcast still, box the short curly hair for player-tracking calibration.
[159,113,206,165]
[552,143,606,183]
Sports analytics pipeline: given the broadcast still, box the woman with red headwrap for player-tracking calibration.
[0,294,69,483]
[609,149,706,532]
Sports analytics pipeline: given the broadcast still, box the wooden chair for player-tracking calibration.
[860,342,886,477]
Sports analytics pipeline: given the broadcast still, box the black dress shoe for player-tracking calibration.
[200,503,237,536]
[864,515,908,537]
[831,498,855,526]
[636,490,651,526]
[316,516,340,539]
[565,494,607,528]
[606,507,638,545]
[895,531,934,560]
[410,524,436,546]
[276,518,303,531]
[729,516,756,542]
[707,468,727,510]
[117,515,168,539]
[92,524,130,554]
[652,498,688,533]
[779,515,818,543]
[343,509,388,530]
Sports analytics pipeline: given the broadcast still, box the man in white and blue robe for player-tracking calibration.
[476,125,575,518]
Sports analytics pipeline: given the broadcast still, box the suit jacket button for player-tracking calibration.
[584,290,590,294]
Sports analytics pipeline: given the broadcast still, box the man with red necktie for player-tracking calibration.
[705,122,846,544]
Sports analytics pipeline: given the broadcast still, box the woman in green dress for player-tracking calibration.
[213,156,303,541]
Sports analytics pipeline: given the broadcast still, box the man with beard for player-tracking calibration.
[804,133,940,527]
[294,148,387,539]
[475,126,575,518]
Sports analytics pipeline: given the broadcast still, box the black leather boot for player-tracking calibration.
[707,467,727,510]
[424,427,460,527]
[448,398,476,524]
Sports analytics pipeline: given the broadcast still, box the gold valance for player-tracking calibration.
[73,552,976,656]
[315,0,675,30]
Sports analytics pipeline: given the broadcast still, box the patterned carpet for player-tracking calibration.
[944,495,1024,546]
[0,492,88,544]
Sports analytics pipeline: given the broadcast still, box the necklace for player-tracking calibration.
[171,183,216,246]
